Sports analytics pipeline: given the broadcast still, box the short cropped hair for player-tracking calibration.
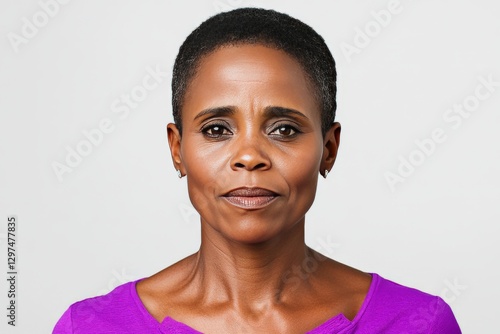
[172,7,337,138]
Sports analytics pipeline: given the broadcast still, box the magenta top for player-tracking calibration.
[53,273,461,333]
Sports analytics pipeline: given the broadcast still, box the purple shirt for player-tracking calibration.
[53,273,461,333]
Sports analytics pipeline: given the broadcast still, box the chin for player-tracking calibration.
[217,219,295,245]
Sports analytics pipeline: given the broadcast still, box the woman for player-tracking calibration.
[54,8,461,333]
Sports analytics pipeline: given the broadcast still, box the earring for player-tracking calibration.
[176,169,182,178]
[324,170,329,179]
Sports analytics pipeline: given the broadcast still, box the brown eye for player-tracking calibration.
[208,126,224,135]
[278,126,293,136]
[270,124,298,137]
[202,123,231,138]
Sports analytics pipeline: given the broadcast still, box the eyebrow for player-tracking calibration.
[263,106,308,120]
[193,105,308,121]
[193,106,235,121]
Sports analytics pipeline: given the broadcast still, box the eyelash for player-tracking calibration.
[201,122,232,139]
[200,122,301,139]
[269,123,301,138]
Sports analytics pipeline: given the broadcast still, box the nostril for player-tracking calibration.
[233,162,268,170]
[231,150,272,171]
[254,162,267,169]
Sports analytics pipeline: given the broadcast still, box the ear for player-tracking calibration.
[321,122,341,175]
[167,123,185,176]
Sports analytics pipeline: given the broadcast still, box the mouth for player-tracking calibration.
[222,187,279,209]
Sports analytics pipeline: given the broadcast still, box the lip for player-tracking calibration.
[222,187,279,209]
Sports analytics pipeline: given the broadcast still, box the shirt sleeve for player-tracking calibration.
[52,306,73,334]
[429,297,461,334]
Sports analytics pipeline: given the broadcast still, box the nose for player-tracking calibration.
[230,135,271,172]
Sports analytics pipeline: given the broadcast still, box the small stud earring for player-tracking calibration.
[324,170,329,179]
[176,169,182,178]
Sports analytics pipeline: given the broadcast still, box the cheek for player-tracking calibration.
[181,138,231,212]
[279,136,323,180]
[279,140,323,209]
[183,139,229,172]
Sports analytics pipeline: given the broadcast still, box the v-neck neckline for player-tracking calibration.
[131,273,379,333]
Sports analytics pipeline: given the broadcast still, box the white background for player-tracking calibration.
[1,0,499,333]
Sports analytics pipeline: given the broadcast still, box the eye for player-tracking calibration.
[201,123,232,138]
[269,124,300,137]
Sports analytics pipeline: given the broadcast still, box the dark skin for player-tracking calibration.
[137,44,371,333]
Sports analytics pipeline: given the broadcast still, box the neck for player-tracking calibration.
[187,217,322,315]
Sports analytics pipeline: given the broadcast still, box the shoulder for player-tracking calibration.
[53,279,154,334]
[135,253,200,321]
[353,274,461,333]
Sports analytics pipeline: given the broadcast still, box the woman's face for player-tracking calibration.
[168,44,340,244]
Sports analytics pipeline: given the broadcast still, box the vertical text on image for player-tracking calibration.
[6,216,18,326]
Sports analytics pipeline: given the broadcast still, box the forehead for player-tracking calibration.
[182,44,320,119]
